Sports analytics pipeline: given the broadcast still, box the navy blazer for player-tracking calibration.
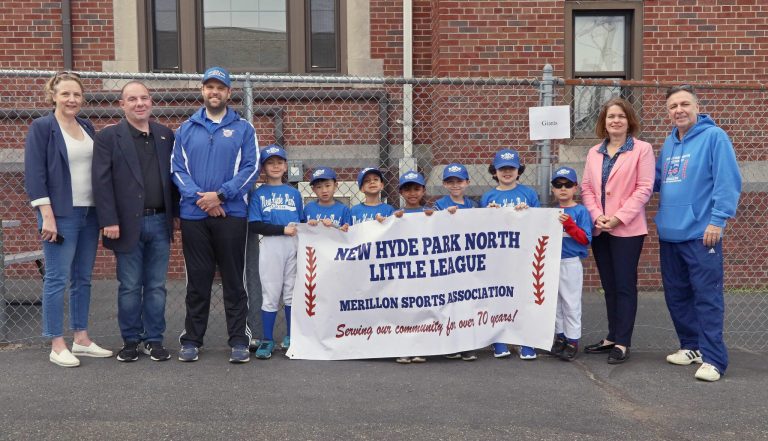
[92,119,178,253]
[24,113,97,217]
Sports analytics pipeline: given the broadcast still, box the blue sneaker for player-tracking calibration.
[178,344,199,362]
[493,343,511,358]
[519,346,537,360]
[255,340,275,360]
[229,345,250,363]
[281,336,290,350]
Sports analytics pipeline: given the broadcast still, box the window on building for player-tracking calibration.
[141,0,344,74]
[565,2,642,135]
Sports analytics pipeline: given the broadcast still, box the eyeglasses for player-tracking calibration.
[56,71,80,78]
[552,181,576,189]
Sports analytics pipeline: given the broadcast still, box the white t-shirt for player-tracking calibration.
[61,125,94,207]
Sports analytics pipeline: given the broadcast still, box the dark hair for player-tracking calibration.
[120,80,150,100]
[488,164,525,182]
[666,84,697,100]
[594,97,640,139]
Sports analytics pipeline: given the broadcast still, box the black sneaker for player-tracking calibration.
[550,336,566,356]
[559,342,578,361]
[141,341,171,361]
[116,342,139,362]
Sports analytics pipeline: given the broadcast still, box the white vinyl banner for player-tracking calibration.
[286,207,563,360]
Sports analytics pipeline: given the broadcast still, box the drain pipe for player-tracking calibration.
[400,0,415,177]
[62,0,73,70]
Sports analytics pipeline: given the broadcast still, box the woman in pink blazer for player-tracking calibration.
[580,97,655,364]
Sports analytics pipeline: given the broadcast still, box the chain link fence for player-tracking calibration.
[1,69,766,351]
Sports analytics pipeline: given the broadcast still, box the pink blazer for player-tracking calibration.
[580,138,655,237]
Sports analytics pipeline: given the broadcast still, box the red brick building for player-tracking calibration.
[1,1,766,289]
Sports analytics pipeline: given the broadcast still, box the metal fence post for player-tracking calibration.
[537,64,554,204]
[243,72,254,122]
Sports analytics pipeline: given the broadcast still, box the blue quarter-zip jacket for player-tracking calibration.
[171,107,259,220]
[654,114,742,242]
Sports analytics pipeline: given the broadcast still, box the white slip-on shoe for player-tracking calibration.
[695,363,721,382]
[49,349,80,367]
[71,342,113,358]
[666,349,703,365]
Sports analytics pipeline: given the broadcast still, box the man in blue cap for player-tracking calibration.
[171,66,259,363]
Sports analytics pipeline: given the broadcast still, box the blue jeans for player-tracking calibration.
[38,207,100,338]
[115,214,170,343]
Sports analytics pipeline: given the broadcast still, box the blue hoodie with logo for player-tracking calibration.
[654,114,741,242]
[171,107,260,220]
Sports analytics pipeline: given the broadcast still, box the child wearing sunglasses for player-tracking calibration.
[549,166,592,361]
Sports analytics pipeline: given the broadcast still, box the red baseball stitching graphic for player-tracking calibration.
[531,235,548,305]
[304,246,317,317]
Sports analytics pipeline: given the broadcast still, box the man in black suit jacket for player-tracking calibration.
[92,81,178,362]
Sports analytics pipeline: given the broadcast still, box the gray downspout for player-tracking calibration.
[62,0,73,70]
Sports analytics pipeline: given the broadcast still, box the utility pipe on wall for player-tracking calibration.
[400,0,415,176]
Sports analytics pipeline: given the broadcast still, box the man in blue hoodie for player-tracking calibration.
[654,85,742,382]
[171,66,260,363]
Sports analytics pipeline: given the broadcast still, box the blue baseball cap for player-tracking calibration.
[310,167,337,185]
[357,167,384,189]
[202,66,231,88]
[260,144,286,163]
[398,170,426,189]
[442,163,470,181]
[551,166,578,184]
[493,149,521,169]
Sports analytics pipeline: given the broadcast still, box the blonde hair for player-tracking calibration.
[44,71,85,106]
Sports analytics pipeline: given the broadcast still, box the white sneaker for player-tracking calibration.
[395,357,412,364]
[72,342,113,358]
[49,349,80,367]
[695,363,721,382]
[666,349,703,365]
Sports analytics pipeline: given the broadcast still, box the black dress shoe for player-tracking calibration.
[584,340,615,354]
[607,346,630,364]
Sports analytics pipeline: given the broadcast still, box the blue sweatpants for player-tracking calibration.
[660,240,728,374]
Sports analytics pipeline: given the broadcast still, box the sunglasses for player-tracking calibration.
[552,181,576,189]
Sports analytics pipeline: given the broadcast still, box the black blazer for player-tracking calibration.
[92,119,178,253]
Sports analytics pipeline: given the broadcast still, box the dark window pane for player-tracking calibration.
[309,0,337,70]
[152,0,179,71]
[203,0,288,72]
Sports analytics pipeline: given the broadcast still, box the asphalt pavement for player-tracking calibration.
[1,342,766,440]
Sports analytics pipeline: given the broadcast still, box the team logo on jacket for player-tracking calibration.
[223,129,234,138]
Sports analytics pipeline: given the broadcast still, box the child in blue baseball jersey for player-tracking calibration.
[548,166,592,361]
[434,163,479,361]
[248,145,305,360]
[434,162,478,211]
[393,170,432,363]
[350,167,395,225]
[304,166,351,230]
[394,170,434,217]
[481,148,539,359]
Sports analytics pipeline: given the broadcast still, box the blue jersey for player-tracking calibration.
[433,195,477,210]
[560,204,592,259]
[480,184,540,208]
[304,200,351,227]
[402,206,426,214]
[248,183,305,225]
[350,203,395,225]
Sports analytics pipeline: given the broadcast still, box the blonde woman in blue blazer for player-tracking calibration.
[24,72,112,367]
